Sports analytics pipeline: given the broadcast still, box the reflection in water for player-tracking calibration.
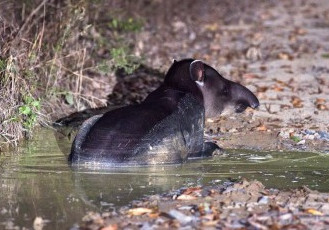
[0,129,329,229]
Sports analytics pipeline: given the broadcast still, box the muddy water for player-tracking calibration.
[0,129,329,230]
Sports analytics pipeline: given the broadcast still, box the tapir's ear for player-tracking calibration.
[172,59,177,63]
[190,60,205,86]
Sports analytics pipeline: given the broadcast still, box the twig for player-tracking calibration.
[15,0,48,39]
[55,62,108,84]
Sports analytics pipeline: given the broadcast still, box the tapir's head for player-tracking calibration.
[165,59,259,118]
[189,60,259,118]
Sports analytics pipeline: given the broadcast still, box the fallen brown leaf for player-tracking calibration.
[257,86,269,93]
[291,96,303,108]
[317,104,328,110]
[260,66,267,71]
[243,73,261,79]
[148,212,160,218]
[127,207,153,216]
[101,224,118,230]
[316,98,326,104]
[281,104,292,110]
[278,52,293,60]
[202,220,218,227]
[295,27,307,35]
[184,187,201,194]
[204,23,219,31]
[315,98,328,110]
[177,194,198,200]
[275,79,291,87]
[257,124,268,131]
[289,34,297,42]
[272,85,284,92]
[305,208,323,216]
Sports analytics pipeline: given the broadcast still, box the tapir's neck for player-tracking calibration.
[163,60,204,104]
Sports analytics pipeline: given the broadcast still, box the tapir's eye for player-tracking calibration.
[222,86,229,96]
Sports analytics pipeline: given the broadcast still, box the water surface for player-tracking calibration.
[0,129,328,229]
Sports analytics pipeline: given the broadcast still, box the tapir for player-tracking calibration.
[69,59,259,166]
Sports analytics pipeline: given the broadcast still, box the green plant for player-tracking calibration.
[0,59,6,74]
[290,135,302,143]
[18,96,41,131]
[109,47,141,74]
[108,18,143,32]
[322,53,329,59]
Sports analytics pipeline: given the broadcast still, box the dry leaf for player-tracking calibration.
[280,104,291,110]
[259,66,267,71]
[272,85,284,92]
[278,52,293,60]
[257,86,268,93]
[256,124,267,131]
[317,104,328,110]
[315,98,328,110]
[295,27,307,35]
[148,212,160,218]
[291,96,303,108]
[275,79,291,87]
[305,208,323,216]
[316,104,328,110]
[127,207,153,216]
[183,187,202,195]
[316,98,326,104]
[204,23,219,31]
[202,220,218,227]
[243,73,261,79]
[289,34,297,42]
[101,224,118,230]
[177,194,197,200]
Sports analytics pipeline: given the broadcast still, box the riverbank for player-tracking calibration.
[78,179,329,229]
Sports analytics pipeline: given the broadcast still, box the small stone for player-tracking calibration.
[297,140,305,145]
[189,32,196,41]
[279,130,290,139]
[304,134,314,140]
[229,128,238,133]
[318,131,329,140]
[314,133,321,139]
[168,210,195,225]
[257,196,269,204]
[33,217,45,230]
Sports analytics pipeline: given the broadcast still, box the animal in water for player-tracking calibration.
[69,59,259,166]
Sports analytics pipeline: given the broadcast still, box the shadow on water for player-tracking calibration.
[0,129,329,229]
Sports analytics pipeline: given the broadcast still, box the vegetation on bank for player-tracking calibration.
[0,0,143,148]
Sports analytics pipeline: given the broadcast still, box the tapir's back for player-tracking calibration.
[69,89,204,165]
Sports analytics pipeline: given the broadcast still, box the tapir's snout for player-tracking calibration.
[231,83,260,113]
[250,98,260,109]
